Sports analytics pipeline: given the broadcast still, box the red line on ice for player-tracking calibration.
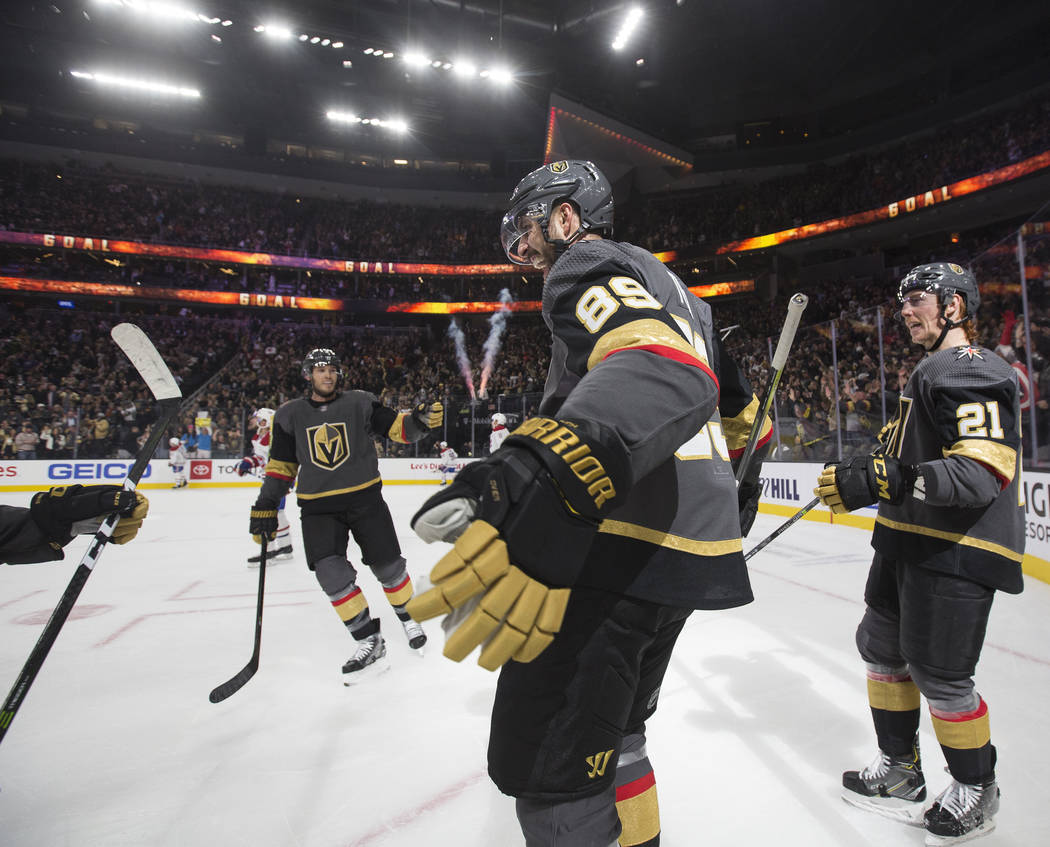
[345,770,489,847]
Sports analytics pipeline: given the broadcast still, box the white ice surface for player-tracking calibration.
[1,487,1047,847]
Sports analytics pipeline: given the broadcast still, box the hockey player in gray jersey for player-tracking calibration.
[248,348,444,683]
[816,263,1024,845]
[406,160,771,847]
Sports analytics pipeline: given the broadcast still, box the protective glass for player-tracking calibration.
[499,201,547,264]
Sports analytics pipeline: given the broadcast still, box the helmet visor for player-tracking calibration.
[500,201,547,265]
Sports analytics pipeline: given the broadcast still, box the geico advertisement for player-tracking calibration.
[0,457,480,489]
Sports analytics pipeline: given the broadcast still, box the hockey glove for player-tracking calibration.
[407,416,630,671]
[412,401,444,430]
[29,484,148,544]
[814,455,918,514]
[236,456,262,477]
[249,499,279,544]
[732,443,768,538]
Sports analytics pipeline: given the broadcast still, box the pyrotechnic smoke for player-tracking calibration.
[478,289,513,399]
[447,318,476,399]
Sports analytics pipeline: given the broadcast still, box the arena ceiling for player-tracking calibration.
[1,1,1049,170]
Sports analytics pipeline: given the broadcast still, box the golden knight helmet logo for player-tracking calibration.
[306,422,350,470]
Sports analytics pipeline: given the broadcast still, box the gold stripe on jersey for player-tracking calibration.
[598,519,743,555]
[586,319,705,373]
[943,439,1017,482]
[874,515,1024,562]
[388,412,409,444]
[867,677,921,711]
[932,711,991,750]
[264,459,299,480]
[295,475,382,500]
[721,396,772,452]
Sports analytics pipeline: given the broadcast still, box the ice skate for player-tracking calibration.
[246,545,293,567]
[341,633,389,684]
[923,779,999,845]
[842,743,927,825]
[401,618,427,652]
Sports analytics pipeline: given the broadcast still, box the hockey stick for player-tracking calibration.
[208,538,267,703]
[0,323,181,747]
[743,495,820,561]
[735,292,809,485]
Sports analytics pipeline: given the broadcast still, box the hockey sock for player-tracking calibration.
[866,668,921,756]
[615,736,660,847]
[931,698,996,785]
[381,573,414,607]
[330,585,377,639]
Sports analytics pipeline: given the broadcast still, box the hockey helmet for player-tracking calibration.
[440,441,448,449]
[169,437,181,448]
[898,262,980,316]
[491,412,506,426]
[301,348,342,380]
[500,160,614,264]
[252,407,275,430]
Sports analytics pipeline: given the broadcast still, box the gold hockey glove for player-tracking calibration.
[815,455,918,514]
[249,501,279,544]
[407,416,630,670]
[30,484,146,543]
[412,401,444,430]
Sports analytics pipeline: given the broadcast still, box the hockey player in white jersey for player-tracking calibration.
[168,437,188,489]
[437,441,458,485]
[237,407,293,565]
[489,412,509,454]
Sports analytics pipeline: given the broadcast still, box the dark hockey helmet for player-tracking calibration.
[898,262,980,316]
[301,347,343,380]
[500,160,614,264]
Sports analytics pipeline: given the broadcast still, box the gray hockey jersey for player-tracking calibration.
[873,344,1025,593]
[540,238,765,610]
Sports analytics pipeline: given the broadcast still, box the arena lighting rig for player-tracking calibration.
[69,69,201,99]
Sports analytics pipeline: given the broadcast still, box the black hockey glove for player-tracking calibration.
[732,443,768,538]
[249,498,278,544]
[407,417,630,671]
[814,455,918,514]
[411,401,444,430]
[29,484,149,545]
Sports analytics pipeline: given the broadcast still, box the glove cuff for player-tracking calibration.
[504,417,631,520]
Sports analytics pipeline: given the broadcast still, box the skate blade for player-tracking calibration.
[841,791,927,826]
[341,657,391,686]
[924,818,996,846]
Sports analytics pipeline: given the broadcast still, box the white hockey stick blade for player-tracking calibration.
[111,323,182,401]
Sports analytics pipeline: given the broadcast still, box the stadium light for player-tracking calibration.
[326,111,409,133]
[259,23,293,40]
[487,66,514,85]
[92,0,222,26]
[612,6,644,50]
[403,51,430,68]
[71,69,201,98]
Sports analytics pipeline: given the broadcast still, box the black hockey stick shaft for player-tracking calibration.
[744,495,820,561]
[209,538,267,703]
[0,396,181,746]
[735,293,809,486]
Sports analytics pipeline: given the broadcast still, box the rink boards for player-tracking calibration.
[2,458,1048,583]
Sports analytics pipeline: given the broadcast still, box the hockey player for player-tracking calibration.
[816,263,1024,845]
[406,160,770,847]
[2,485,149,565]
[248,348,444,683]
[437,441,458,485]
[237,407,293,565]
[168,437,188,489]
[489,412,509,454]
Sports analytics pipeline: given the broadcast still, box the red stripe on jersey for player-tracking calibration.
[400,414,408,443]
[930,698,988,722]
[616,770,656,802]
[728,424,773,460]
[602,344,719,389]
[384,575,411,595]
[265,471,295,481]
[972,459,1010,491]
[332,587,363,607]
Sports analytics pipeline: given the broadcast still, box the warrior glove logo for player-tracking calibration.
[306,422,350,470]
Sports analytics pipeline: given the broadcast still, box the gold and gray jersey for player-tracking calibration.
[873,344,1025,593]
[539,238,761,610]
[261,391,404,513]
